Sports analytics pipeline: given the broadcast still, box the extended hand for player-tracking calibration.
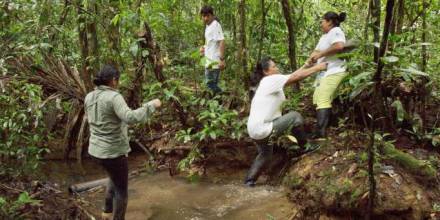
[199,46,205,55]
[310,52,322,63]
[149,99,162,108]
[315,62,328,71]
[219,60,226,70]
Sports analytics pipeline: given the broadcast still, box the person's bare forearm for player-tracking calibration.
[286,65,322,85]
[318,42,344,58]
[219,40,225,59]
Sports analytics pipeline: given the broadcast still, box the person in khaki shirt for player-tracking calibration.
[84,65,161,220]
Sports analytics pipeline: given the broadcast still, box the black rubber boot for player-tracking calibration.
[244,142,273,186]
[291,126,308,148]
[292,126,320,154]
[315,108,331,138]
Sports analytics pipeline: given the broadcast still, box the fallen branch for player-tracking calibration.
[381,145,437,181]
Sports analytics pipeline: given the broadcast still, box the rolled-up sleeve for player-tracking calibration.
[112,94,155,124]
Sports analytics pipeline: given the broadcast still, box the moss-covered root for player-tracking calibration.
[382,145,438,181]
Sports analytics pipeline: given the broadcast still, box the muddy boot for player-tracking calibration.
[292,126,320,154]
[314,108,331,139]
[244,142,273,187]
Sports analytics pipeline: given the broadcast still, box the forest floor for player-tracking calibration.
[1,118,440,219]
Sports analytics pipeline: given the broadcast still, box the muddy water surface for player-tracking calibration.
[42,154,295,220]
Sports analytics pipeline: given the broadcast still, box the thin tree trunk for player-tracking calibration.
[280,0,299,90]
[369,3,396,217]
[76,0,92,91]
[257,0,269,61]
[133,23,188,127]
[374,0,395,82]
[238,0,248,88]
[372,0,381,63]
[87,0,99,76]
[421,0,427,72]
[395,0,405,34]
[364,0,372,42]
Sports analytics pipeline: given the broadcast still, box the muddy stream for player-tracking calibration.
[41,153,295,220]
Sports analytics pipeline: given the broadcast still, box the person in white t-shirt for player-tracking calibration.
[200,6,225,94]
[306,12,348,138]
[245,57,327,187]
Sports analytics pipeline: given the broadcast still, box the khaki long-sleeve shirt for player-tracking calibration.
[84,86,155,159]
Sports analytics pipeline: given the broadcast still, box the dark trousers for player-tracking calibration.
[205,68,222,94]
[97,155,128,220]
[245,111,305,182]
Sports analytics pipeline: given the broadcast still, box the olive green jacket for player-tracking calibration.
[84,86,155,159]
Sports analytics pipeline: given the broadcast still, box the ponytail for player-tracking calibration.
[323,11,347,27]
[250,57,273,87]
[93,65,120,86]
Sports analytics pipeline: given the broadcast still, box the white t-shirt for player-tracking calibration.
[315,27,346,77]
[204,20,224,69]
[247,74,289,140]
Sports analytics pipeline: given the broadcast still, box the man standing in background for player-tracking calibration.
[200,5,226,94]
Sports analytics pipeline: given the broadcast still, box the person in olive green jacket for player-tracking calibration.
[84,65,161,220]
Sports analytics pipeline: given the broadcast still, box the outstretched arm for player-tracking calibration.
[285,62,327,85]
[307,42,345,64]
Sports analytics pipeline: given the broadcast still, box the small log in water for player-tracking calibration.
[68,178,109,194]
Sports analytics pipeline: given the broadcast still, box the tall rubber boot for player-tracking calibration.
[244,142,273,187]
[291,126,308,147]
[292,126,320,153]
[315,108,331,138]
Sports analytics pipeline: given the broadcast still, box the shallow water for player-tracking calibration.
[41,154,295,220]
[124,172,294,220]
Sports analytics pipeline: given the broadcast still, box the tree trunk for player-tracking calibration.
[257,0,268,61]
[107,2,122,68]
[395,0,405,34]
[372,0,381,63]
[280,0,299,90]
[363,0,372,42]
[87,0,99,76]
[374,0,395,82]
[133,22,188,127]
[421,0,427,72]
[238,0,248,89]
[76,0,93,91]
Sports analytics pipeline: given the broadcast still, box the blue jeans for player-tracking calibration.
[205,68,222,94]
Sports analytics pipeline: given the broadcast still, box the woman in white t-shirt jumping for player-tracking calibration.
[307,12,348,138]
[245,57,327,187]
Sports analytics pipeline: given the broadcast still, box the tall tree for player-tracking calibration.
[238,0,248,88]
[76,0,92,91]
[368,1,396,218]
[280,0,297,72]
[421,0,428,72]
[280,0,299,90]
[257,0,271,61]
[87,0,99,76]
[371,0,381,63]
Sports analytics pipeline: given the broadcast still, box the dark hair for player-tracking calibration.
[93,65,120,86]
[200,6,214,16]
[323,11,346,27]
[250,57,273,87]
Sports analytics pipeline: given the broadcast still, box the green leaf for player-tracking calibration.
[383,56,399,63]
[349,81,374,101]
[391,100,405,122]
[129,43,138,56]
[399,67,429,77]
